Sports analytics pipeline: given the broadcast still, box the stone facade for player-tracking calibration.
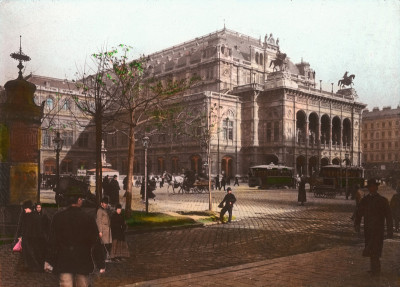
[26,74,96,177]
[361,106,400,178]
[106,28,366,179]
[19,28,367,180]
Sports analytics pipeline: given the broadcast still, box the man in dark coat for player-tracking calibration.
[297,176,307,206]
[354,178,393,276]
[46,194,105,286]
[109,175,120,206]
[219,187,237,223]
[102,175,110,199]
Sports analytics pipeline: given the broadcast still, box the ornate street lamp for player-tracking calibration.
[142,136,150,213]
[53,131,63,193]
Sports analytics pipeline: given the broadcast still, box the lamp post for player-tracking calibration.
[345,153,349,198]
[53,131,63,193]
[142,136,150,213]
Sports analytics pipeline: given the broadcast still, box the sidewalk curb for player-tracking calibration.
[125,222,205,235]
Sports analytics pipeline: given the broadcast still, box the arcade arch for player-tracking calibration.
[321,114,331,144]
[221,156,233,178]
[308,112,319,145]
[296,155,306,176]
[296,110,307,144]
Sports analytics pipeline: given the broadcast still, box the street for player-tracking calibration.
[1,185,399,286]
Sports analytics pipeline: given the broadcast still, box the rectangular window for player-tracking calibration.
[370,143,374,149]
[273,122,279,142]
[371,123,374,128]
[78,133,89,148]
[111,134,117,146]
[370,132,374,139]
[62,131,73,147]
[381,154,385,160]
[223,120,233,140]
[381,131,385,138]
[42,130,52,147]
[382,122,385,128]
[266,122,272,142]
[120,133,128,146]
[364,143,367,149]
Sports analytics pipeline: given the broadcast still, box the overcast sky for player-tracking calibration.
[1,0,399,109]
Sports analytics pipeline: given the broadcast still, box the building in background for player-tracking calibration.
[26,74,95,180]
[106,28,366,179]
[362,106,400,179]
[12,28,367,180]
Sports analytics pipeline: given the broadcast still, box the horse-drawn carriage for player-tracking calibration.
[165,170,210,194]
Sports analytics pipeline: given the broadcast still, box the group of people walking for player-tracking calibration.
[15,190,130,286]
[102,175,121,207]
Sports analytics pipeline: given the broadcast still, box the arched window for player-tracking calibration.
[260,54,263,65]
[46,97,54,110]
[255,52,259,64]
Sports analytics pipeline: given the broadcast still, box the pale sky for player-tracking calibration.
[1,0,399,109]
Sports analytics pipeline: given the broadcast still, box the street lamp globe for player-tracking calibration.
[53,131,63,153]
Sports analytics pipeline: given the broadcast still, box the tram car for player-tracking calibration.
[248,163,294,189]
[312,165,365,198]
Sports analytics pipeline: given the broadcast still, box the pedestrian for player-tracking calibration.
[46,194,105,285]
[215,175,220,190]
[109,175,120,207]
[97,197,112,262]
[390,186,400,232]
[16,200,47,272]
[233,176,239,186]
[110,204,130,262]
[354,178,393,276]
[298,176,307,206]
[102,175,110,200]
[123,176,128,192]
[350,184,363,221]
[220,177,226,191]
[218,187,237,223]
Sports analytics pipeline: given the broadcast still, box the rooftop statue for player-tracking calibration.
[338,71,355,89]
[269,49,287,72]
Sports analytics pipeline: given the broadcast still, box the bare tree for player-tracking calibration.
[105,44,199,216]
[72,47,123,204]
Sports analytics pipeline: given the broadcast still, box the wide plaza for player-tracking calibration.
[1,185,399,287]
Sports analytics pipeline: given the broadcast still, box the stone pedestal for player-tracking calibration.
[0,78,43,206]
[336,88,358,100]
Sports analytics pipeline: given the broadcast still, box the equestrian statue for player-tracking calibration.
[269,49,287,72]
[338,71,355,89]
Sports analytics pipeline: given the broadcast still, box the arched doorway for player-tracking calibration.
[264,154,278,165]
[321,114,331,145]
[157,157,165,174]
[332,158,340,165]
[332,116,341,146]
[308,112,319,145]
[296,110,307,144]
[171,157,180,174]
[190,155,202,174]
[221,156,233,179]
[308,156,318,176]
[321,158,329,167]
[343,118,351,146]
[296,155,306,176]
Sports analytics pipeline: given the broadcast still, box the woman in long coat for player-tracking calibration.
[16,200,47,272]
[110,204,130,261]
[297,176,307,206]
[96,197,112,258]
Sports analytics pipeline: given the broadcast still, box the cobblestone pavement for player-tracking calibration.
[1,185,399,286]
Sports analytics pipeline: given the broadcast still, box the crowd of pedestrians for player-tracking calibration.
[11,171,400,284]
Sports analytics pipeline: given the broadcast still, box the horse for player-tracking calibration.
[338,74,355,89]
[164,172,184,193]
[269,53,287,72]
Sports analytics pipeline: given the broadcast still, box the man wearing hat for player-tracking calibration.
[46,193,105,286]
[354,178,393,276]
[218,187,236,223]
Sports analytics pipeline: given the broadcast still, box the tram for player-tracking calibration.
[312,165,365,198]
[248,163,294,189]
